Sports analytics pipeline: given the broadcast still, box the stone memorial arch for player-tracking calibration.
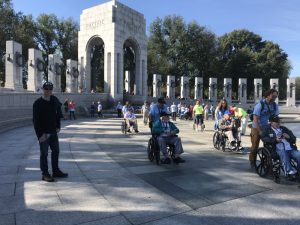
[78,0,147,101]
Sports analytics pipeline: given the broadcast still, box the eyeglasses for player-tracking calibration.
[44,87,53,91]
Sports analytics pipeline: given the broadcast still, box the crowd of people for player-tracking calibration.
[32,82,300,182]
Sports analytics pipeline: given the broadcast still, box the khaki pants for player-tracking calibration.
[249,127,261,162]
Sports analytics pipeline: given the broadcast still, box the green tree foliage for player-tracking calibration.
[0,0,36,86]
[147,15,217,96]
[34,14,79,89]
[218,29,290,99]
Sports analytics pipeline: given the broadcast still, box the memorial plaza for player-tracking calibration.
[1,115,300,225]
[1,0,300,224]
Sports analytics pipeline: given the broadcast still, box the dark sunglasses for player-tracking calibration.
[44,87,53,91]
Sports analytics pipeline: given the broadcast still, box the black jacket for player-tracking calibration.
[33,95,62,139]
[261,124,296,147]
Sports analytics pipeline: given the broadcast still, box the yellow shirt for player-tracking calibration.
[193,105,203,115]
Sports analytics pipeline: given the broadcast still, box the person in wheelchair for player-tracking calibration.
[261,115,300,180]
[218,112,241,147]
[152,112,185,164]
[124,108,139,133]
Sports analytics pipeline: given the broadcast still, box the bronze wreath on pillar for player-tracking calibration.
[72,68,79,78]
[54,63,62,75]
[15,52,25,67]
[36,58,45,72]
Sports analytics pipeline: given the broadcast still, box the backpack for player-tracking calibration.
[249,100,276,121]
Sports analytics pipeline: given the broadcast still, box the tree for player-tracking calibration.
[0,0,36,87]
[218,29,290,99]
[147,15,217,96]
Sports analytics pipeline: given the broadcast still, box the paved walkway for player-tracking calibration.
[1,118,300,225]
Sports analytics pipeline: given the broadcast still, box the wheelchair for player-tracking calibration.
[212,129,241,152]
[255,142,298,183]
[147,135,176,165]
[121,119,138,134]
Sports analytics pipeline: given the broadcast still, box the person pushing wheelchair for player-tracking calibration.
[152,112,185,164]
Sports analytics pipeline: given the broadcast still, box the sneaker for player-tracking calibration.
[135,130,139,133]
[52,170,68,178]
[173,157,185,164]
[42,174,55,182]
[161,157,171,164]
[127,129,132,133]
[230,141,236,147]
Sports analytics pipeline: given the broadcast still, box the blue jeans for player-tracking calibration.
[39,133,60,175]
[276,148,300,175]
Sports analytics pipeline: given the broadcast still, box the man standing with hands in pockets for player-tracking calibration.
[33,82,68,182]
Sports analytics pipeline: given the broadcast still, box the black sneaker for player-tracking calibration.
[174,157,185,164]
[52,170,68,178]
[42,174,55,182]
[135,130,139,133]
[127,129,132,133]
[161,157,171,164]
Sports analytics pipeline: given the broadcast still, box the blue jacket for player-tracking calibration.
[152,119,179,136]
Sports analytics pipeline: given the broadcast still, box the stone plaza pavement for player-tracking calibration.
[1,117,300,225]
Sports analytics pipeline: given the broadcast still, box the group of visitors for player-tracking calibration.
[89,101,103,118]
[32,81,300,183]
[63,98,76,120]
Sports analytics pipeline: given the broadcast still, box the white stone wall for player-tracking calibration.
[181,76,189,99]
[287,78,296,107]
[48,54,63,93]
[209,78,217,103]
[238,78,247,104]
[27,49,44,92]
[5,41,24,91]
[254,78,262,103]
[167,75,175,99]
[153,74,162,97]
[66,59,79,93]
[194,77,203,100]
[223,78,232,104]
[270,78,279,104]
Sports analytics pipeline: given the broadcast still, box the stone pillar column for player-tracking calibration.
[287,78,296,107]
[153,74,162,97]
[48,54,62,93]
[194,77,203,100]
[223,78,232,104]
[254,78,262,103]
[167,75,175,99]
[270,78,279,104]
[209,78,217,103]
[27,48,44,92]
[78,56,84,93]
[142,58,148,96]
[180,76,189,99]
[66,59,79,93]
[125,71,131,94]
[238,78,247,104]
[4,40,24,91]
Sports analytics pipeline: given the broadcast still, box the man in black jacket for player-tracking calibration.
[33,82,68,182]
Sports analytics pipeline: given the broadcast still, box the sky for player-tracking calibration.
[11,0,300,77]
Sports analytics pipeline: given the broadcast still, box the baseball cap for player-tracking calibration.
[157,97,166,104]
[269,115,280,122]
[42,82,53,89]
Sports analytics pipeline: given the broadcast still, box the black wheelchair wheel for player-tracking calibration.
[154,139,160,165]
[256,147,272,177]
[272,157,281,182]
[147,138,155,162]
[213,132,220,150]
[121,121,126,134]
[167,144,176,160]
